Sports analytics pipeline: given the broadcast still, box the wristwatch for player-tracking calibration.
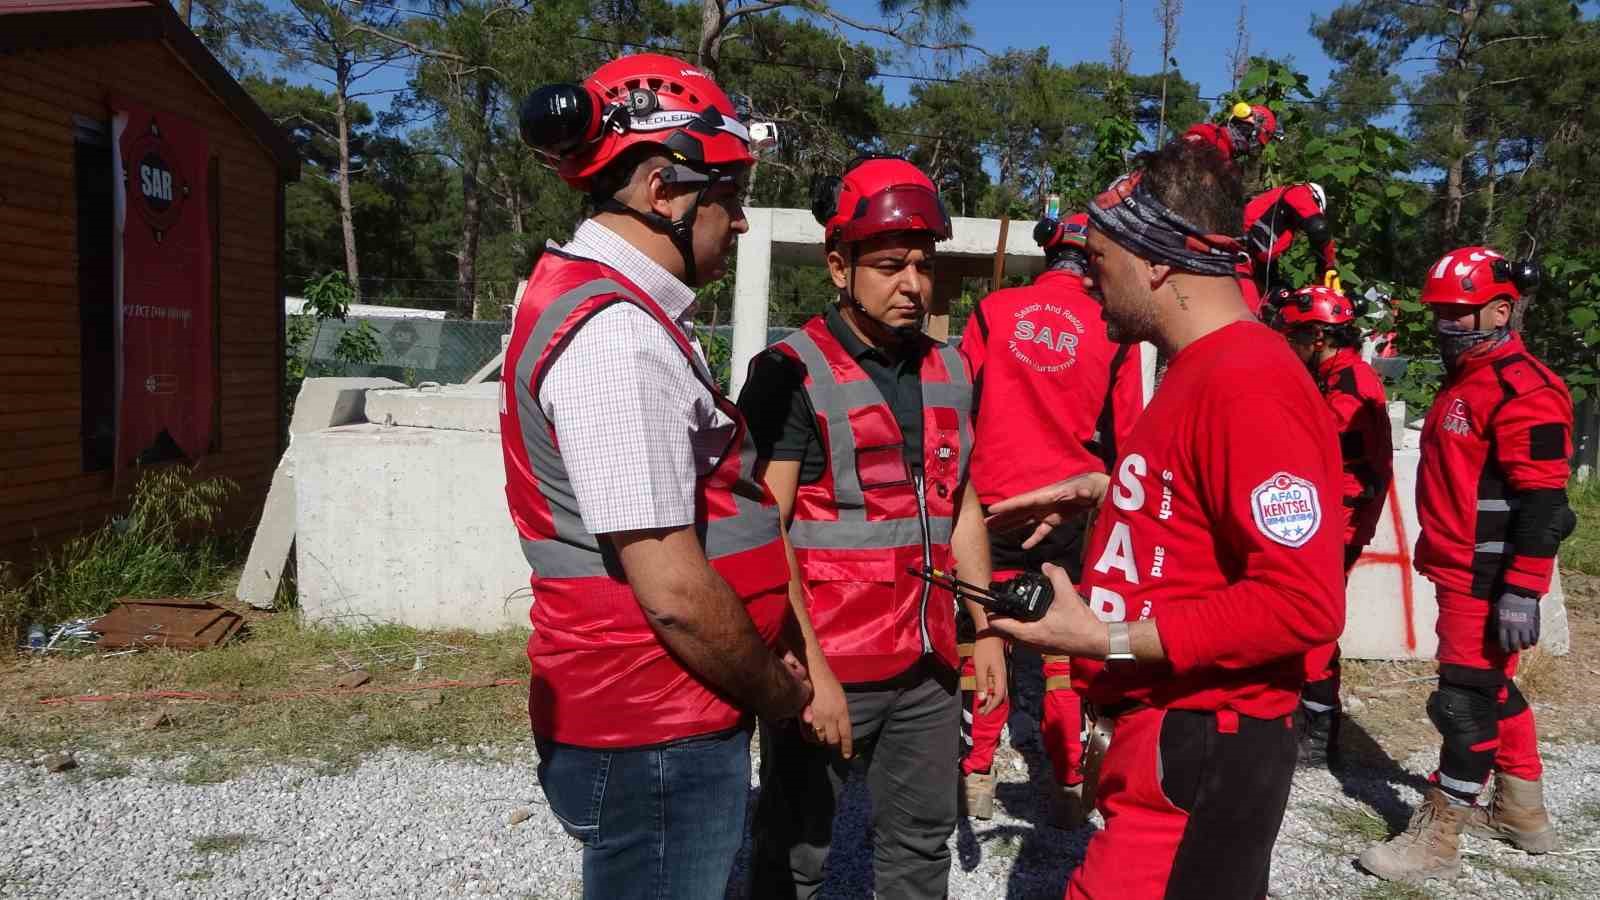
[1106,623,1137,664]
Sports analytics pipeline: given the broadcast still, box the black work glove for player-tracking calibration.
[1495,592,1541,653]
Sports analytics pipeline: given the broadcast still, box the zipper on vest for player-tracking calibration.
[914,472,934,655]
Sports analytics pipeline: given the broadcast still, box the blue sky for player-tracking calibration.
[265,0,1364,123]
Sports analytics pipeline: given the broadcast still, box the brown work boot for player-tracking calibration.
[1357,788,1468,884]
[960,771,995,820]
[1047,781,1087,830]
[1466,773,1560,854]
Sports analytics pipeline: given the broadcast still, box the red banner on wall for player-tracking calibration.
[113,102,214,477]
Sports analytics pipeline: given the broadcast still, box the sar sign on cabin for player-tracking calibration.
[0,0,299,566]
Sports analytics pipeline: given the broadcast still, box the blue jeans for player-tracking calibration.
[536,727,752,900]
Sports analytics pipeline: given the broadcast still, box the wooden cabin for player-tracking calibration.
[0,0,298,566]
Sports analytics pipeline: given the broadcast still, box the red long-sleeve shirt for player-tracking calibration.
[1318,348,1394,556]
[959,270,1145,505]
[1416,333,1573,599]
[1073,320,1345,718]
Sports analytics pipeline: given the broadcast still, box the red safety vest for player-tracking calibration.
[771,315,973,684]
[500,251,791,748]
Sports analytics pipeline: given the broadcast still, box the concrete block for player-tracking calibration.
[236,377,405,609]
[288,377,405,437]
[294,424,530,632]
[1341,448,1569,659]
[363,383,499,433]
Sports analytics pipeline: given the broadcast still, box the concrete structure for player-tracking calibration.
[731,208,1053,398]
[292,385,526,632]
[236,377,404,608]
[1343,447,1569,659]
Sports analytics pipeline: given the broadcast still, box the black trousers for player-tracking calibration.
[751,662,960,900]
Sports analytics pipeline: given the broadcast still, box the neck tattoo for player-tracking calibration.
[1172,285,1190,310]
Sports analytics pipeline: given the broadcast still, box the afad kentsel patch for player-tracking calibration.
[1250,472,1321,548]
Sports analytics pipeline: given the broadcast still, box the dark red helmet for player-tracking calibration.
[1034,212,1089,251]
[1420,245,1538,309]
[1274,285,1355,329]
[813,155,951,248]
[525,53,756,193]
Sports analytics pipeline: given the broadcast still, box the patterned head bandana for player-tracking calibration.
[1087,172,1245,277]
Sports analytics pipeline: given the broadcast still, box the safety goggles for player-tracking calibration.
[836,183,953,244]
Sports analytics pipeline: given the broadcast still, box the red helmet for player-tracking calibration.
[528,54,756,193]
[1034,212,1089,251]
[1229,102,1280,149]
[813,155,952,248]
[1420,245,1526,308]
[1274,285,1355,329]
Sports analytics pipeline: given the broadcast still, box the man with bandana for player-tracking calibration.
[981,139,1345,899]
[1360,246,1576,884]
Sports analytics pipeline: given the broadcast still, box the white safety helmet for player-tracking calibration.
[1307,182,1327,213]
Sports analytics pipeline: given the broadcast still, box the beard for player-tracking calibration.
[1101,287,1157,345]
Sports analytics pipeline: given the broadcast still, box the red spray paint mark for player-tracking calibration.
[1352,479,1418,652]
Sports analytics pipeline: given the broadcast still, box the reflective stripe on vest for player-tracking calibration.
[510,276,779,578]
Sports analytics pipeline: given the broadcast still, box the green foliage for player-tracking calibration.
[285,272,383,421]
[1,471,241,647]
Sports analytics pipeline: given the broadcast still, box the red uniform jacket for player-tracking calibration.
[1318,348,1394,557]
[1416,334,1573,600]
[1073,321,1346,718]
[1244,184,1337,272]
[959,269,1145,506]
[771,316,974,684]
[501,252,791,748]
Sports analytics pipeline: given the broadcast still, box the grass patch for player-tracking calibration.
[1477,856,1572,890]
[1360,884,1434,900]
[190,833,253,856]
[1575,798,1600,826]
[0,614,531,769]
[64,760,132,784]
[176,870,214,882]
[0,470,246,650]
[1323,802,1391,843]
[1562,477,1600,578]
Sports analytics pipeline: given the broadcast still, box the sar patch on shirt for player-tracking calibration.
[1250,472,1321,548]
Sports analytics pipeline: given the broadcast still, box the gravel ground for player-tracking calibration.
[2,722,1597,900]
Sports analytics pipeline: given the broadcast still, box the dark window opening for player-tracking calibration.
[76,128,115,473]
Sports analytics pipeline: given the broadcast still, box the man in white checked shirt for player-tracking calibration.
[499,55,810,900]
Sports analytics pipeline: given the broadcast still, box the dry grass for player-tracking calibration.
[0,609,531,775]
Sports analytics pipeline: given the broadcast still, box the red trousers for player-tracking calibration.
[1066,706,1296,899]
[1432,589,1543,786]
[959,651,1083,785]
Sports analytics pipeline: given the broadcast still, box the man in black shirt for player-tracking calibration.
[739,156,1002,899]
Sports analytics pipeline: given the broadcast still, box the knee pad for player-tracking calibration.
[1428,681,1499,746]
[1429,679,1500,796]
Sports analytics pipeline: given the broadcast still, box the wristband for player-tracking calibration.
[1107,622,1136,663]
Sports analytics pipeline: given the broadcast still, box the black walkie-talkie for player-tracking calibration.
[911,566,1055,622]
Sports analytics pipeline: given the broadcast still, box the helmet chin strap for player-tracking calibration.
[597,191,707,285]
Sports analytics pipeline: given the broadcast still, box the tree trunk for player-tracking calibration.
[334,58,361,302]
[1443,2,1480,243]
[699,0,727,73]
[457,76,493,320]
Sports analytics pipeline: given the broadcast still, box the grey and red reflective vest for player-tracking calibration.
[772,315,974,684]
[500,251,790,748]
[1416,333,1573,600]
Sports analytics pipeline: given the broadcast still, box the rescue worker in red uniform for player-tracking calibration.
[955,211,1146,826]
[739,156,1002,899]
[982,139,1346,900]
[1182,101,1278,165]
[1246,182,1341,295]
[1360,247,1576,884]
[502,54,810,899]
[1269,285,1394,768]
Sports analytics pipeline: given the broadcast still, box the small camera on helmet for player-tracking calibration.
[747,122,778,153]
[1512,259,1542,294]
[519,83,598,158]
